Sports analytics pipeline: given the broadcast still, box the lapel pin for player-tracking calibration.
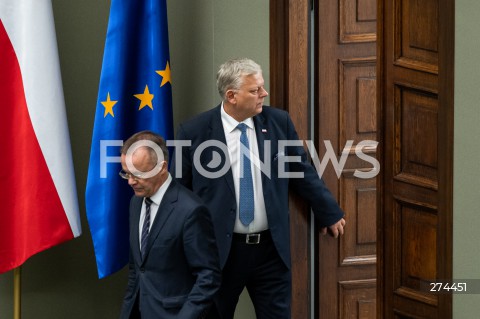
[262,129,267,133]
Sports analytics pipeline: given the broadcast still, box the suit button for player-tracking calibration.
[140,267,145,273]
[226,233,231,238]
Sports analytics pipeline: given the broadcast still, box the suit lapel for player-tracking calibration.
[253,111,270,187]
[131,197,143,264]
[210,106,235,197]
[253,112,267,164]
[141,181,177,262]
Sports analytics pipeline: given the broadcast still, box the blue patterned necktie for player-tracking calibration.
[141,197,153,259]
[237,123,254,226]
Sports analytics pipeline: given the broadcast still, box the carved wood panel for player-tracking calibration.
[339,279,377,319]
[339,58,377,148]
[394,0,439,73]
[339,173,377,267]
[395,86,439,189]
[339,0,377,43]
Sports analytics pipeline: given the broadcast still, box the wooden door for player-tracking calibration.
[270,0,378,318]
[271,0,453,318]
[377,0,454,318]
[315,0,378,318]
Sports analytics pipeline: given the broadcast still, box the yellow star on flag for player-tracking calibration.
[156,61,171,87]
[102,92,117,118]
[134,85,154,110]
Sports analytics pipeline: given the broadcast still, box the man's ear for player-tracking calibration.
[225,90,236,104]
[159,161,168,173]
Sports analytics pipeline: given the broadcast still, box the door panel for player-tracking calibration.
[316,0,378,318]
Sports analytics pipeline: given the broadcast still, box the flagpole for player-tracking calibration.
[13,266,21,319]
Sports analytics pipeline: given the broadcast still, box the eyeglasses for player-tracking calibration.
[118,170,146,180]
[119,161,166,180]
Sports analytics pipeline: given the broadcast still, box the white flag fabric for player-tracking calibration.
[0,0,81,273]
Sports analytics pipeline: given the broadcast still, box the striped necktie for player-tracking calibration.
[141,197,153,259]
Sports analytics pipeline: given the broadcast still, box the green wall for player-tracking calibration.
[453,0,480,317]
[0,0,267,317]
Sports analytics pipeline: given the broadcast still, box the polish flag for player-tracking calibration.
[0,0,81,273]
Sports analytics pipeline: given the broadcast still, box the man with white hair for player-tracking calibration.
[172,58,345,319]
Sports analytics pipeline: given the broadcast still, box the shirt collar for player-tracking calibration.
[147,173,172,206]
[221,102,254,133]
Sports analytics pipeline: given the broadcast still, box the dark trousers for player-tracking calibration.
[207,230,291,319]
[129,295,141,319]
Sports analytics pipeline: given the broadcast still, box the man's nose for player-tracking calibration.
[260,87,268,97]
[128,177,137,185]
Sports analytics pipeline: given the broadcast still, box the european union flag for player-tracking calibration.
[85,0,173,278]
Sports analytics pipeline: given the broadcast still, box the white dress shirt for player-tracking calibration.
[139,173,172,250]
[221,103,268,233]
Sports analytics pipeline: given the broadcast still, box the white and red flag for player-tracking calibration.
[0,0,81,273]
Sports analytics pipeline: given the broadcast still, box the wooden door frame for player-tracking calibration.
[270,1,311,318]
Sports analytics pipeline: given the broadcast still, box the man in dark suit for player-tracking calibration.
[119,131,221,319]
[171,58,346,319]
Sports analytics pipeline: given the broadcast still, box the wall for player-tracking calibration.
[453,0,480,317]
[0,0,268,317]
[168,0,270,124]
[4,0,480,318]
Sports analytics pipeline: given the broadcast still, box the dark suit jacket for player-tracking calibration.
[119,179,221,319]
[171,105,344,269]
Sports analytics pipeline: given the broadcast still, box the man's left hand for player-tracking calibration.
[320,218,346,238]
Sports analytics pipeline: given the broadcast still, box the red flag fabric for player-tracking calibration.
[0,0,81,274]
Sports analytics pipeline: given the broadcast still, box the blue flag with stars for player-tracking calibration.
[85,0,173,278]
